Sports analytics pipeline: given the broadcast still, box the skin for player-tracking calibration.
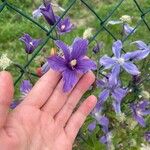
[0,70,97,150]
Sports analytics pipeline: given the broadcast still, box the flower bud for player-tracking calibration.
[83,28,94,39]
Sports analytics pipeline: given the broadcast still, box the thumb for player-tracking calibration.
[0,71,14,129]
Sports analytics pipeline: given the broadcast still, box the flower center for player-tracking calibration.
[117,57,125,65]
[70,59,77,67]
[61,24,66,30]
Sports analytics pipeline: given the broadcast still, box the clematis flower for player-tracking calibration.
[131,100,150,127]
[56,17,74,35]
[40,2,56,26]
[123,23,136,36]
[100,40,141,84]
[93,42,103,54]
[20,80,32,98]
[97,75,127,114]
[10,80,32,109]
[47,38,96,92]
[20,34,41,54]
[144,131,150,142]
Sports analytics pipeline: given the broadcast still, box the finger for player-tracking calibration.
[54,71,95,126]
[65,95,97,142]
[21,69,61,108]
[0,71,14,128]
[41,73,82,116]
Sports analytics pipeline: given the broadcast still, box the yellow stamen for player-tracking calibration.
[70,59,77,67]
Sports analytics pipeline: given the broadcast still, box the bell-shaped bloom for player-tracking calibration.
[123,23,136,36]
[131,100,150,127]
[10,80,32,109]
[47,38,96,92]
[100,40,141,85]
[144,131,150,142]
[56,17,74,35]
[97,75,127,114]
[40,3,56,26]
[93,42,103,54]
[20,34,41,54]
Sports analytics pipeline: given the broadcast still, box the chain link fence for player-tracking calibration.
[0,0,150,86]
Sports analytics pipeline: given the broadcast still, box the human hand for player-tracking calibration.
[0,70,97,150]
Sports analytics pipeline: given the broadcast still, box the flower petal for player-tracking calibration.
[124,50,150,61]
[76,58,97,73]
[109,64,120,87]
[55,40,70,61]
[134,114,146,127]
[47,56,66,72]
[71,38,88,59]
[112,40,122,58]
[99,55,116,69]
[131,40,148,50]
[20,80,32,94]
[122,62,140,75]
[96,79,106,88]
[111,88,127,101]
[62,70,77,92]
[98,89,110,104]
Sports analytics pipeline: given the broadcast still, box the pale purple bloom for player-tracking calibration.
[97,76,127,114]
[100,40,141,85]
[47,38,96,92]
[93,42,103,54]
[145,131,150,142]
[40,2,56,26]
[20,34,41,54]
[41,61,50,75]
[123,23,136,36]
[20,80,32,98]
[131,100,150,127]
[10,80,32,109]
[56,16,74,35]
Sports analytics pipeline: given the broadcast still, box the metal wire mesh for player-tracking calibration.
[0,0,150,86]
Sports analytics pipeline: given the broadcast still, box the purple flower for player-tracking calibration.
[56,16,74,35]
[20,80,32,98]
[131,100,150,127]
[88,121,96,132]
[20,34,41,54]
[123,23,136,36]
[97,76,127,114]
[100,40,141,84]
[145,131,150,142]
[40,2,56,26]
[47,38,96,92]
[93,42,103,54]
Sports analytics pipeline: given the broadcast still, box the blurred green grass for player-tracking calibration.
[0,0,150,149]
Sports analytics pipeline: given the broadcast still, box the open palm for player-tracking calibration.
[0,70,96,150]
